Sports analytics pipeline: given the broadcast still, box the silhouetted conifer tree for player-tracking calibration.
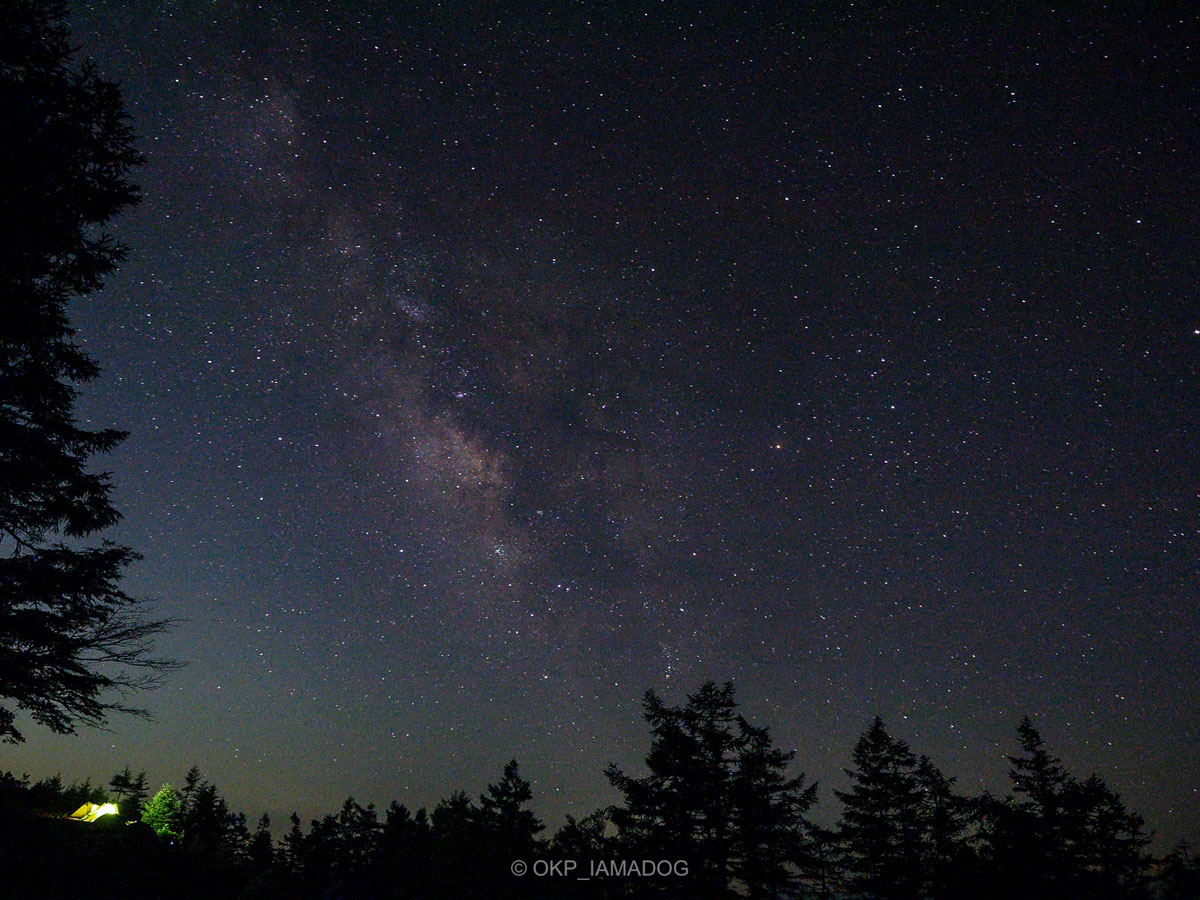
[430,790,489,900]
[0,0,176,744]
[914,755,973,898]
[108,766,134,801]
[286,797,382,892]
[481,760,544,849]
[284,811,307,872]
[129,769,149,818]
[26,773,66,814]
[55,775,108,810]
[173,768,248,860]
[607,681,820,900]
[248,812,274,869]
[607,682,738,898]
[981,717,1153,900]
[1066,773,1153,898]
[989,717,1088,897]
[478,760,545,899]
[547,810,617,900]
[0,771,31,815]
[108,765,148,819]
[1159,841,1200,900]
[803,824,845,900]
[180,765,203,812]
[371,802,434,897]
[835,717,928,900]
[337,797,382,877]
[731,718,820,899]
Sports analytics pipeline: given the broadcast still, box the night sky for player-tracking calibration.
[9,2,1198,843]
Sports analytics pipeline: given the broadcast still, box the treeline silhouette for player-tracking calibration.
[1,682,1197,900]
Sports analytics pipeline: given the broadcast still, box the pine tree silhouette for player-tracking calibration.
[835,717,929,900]
[0,0,175,744]
[982,717,1154,900]
[730,717,820,899]
[248,812,274,869]
[477,761,544,899]
[608,681,820,900]
[1159,841,1200,900]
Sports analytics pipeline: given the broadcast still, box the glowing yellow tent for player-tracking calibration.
[67,802,119,822]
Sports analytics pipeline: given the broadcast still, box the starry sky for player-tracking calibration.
[8,1,1198,843]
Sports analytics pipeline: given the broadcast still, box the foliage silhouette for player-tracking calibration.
[1159,841,1200,900]
[834,716,927,900]
[108,765,149,819]
[0,682,1189,900]
[606,681,821,899]
[976,717,1155,900]
[0,0,176,744]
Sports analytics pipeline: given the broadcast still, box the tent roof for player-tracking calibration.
[68,802,119,822]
